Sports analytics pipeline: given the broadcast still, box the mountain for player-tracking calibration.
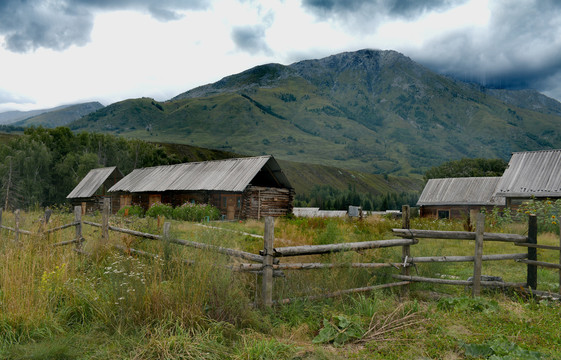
[68,49,561,177]
[0,105,71,125]
[13,102,104,128]
[484,88,561,117]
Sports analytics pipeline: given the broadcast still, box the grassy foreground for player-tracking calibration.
[1,211,560,359]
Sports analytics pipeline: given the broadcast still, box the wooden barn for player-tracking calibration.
[417,177,505,219]
[108,155,294,220]
[495,149,561,207]
[66,166,123,214]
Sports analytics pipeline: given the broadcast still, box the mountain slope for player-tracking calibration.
[69,49,561,176]
[14,102,104,128]
[0,105,71,125]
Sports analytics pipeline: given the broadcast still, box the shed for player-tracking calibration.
[417,177,505,219]
[66,166,123,214]
[108,155,294,220]
[495,149,561,206]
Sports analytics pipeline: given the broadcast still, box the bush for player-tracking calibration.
[172,202,221,222]
[116,205,145,217]
[483,198,561,234]
[145,202,174,219]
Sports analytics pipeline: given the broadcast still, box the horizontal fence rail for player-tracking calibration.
[84,220,264,263]
[392,228,528,243]
[268,238,418,257]
[405,253,528,263]
[392,274,526,288]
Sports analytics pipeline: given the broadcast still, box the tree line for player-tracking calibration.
[294,184,419,211]
[0,127,182,210]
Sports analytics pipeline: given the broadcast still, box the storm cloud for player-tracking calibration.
[0,0,207,52]
[302,0,467,23]
[410,0,561,94]
[301,0,561,99]
[231,11,274,55]
[232,25,272,55]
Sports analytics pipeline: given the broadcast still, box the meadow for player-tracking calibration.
[1,210,560,359]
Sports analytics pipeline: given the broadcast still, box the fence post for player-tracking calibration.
[527,214,538,290]
[15,209,20,243]
[262,216,274,307]
[472,213,484,297]
[401,205,411,298]
[0,208,3,237]
[163,222,171,240]
[102,198,110,243]
[74,206,82,249]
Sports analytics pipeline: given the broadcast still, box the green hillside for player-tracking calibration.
[14,102,104,128]
[69,49,561,177]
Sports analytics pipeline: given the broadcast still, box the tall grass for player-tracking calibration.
[1,210,561,359]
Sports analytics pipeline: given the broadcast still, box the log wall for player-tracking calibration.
[241,186,294,219]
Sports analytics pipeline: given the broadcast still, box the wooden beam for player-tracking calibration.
[527,215,538,290]
[271,238,417,257]
[407,253,527,263]
[392,228,527,243]
[234,262,404,271]
[261,217,274,308]
[472,213,484,297]
[515,243,561,251]
[392,274,526,288]
[518,259,561,270]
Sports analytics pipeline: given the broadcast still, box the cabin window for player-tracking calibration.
[438,210,450,219]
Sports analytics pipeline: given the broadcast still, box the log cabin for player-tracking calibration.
[495,149,561,207]
[66,166,123,214]
[417,177,505,220]
[108,155,294,220]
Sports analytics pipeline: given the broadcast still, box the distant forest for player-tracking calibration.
[294,185,419,212]
[0,127,182,210]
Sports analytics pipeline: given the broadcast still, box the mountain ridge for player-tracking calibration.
[68,49,561,177]
[0,102,104,126]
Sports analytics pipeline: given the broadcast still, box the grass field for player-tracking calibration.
[1,210,560,359]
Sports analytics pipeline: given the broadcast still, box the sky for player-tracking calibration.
[1,0,561,112]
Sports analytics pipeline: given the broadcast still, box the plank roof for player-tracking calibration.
[417,177,504,206]
[67,167,121,199]
[495,149,561,197]
[108,155,292,193]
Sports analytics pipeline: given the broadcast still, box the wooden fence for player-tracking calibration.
[2,201,561,306]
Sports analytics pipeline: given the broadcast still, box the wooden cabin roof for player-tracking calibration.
[67,167,122,199]
[108,155,292,193]
[417,177,504,206]
[495,149,561,198]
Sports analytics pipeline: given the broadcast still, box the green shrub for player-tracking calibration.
[484,198,561,234]
[116,205,145,217]
[145,202,174,219]
[172,202,221,222]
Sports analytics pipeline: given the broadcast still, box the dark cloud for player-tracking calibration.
[302,0,466,21]
[232,25,272,55]
[231,11,274,55]
[0,0,207,53]
[410,0,561,100]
